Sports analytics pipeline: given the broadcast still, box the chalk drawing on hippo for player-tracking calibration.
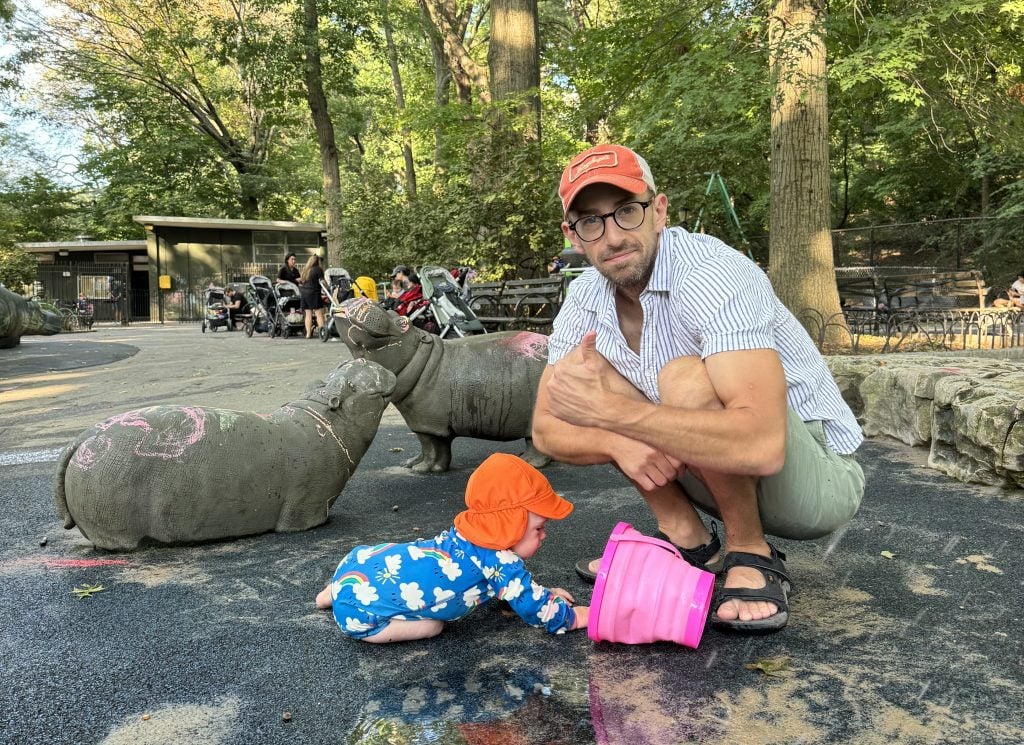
[53,359,397,551]
[333,298,550,472]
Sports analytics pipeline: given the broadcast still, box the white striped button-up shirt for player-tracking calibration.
[548,227,863,455]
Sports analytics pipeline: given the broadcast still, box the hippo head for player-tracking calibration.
[304,358,397,419]
[332,297,426,371]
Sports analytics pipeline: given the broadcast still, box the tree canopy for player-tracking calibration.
[2,0,1022,286]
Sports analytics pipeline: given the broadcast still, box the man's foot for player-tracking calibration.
[711,544,792,633]
[574,525,723,583]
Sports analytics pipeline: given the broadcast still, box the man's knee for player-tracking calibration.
[658,356,723,410]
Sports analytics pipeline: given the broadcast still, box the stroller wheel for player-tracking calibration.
[244,321,254,337]
[201,320,207,333]
[283,325,291,338]
[319,324,329,342]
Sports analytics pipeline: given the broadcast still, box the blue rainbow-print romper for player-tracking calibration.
[327,527,575,639]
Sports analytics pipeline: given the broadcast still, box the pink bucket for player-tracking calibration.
[588,522,715,648]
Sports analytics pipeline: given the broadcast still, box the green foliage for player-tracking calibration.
[0,244,36,289]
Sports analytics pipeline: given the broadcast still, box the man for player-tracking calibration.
[224,286,247,330]
[532,144,865,633]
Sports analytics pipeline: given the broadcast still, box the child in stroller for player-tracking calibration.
[319,268,381,342]
[201,285,231,333]
[418,265,486,338]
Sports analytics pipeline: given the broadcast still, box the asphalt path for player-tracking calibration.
[1,327,1021,744]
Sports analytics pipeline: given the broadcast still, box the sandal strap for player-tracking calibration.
[721,543,793,590]
[653,522,721,568]
[712,584,790,614]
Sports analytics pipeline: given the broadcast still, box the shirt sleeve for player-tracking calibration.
[485,551,575,634]
[684,255,777,358]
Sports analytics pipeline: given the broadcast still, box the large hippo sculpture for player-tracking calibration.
[332,297,550,472]
[0,285,62,348]
[53,358,397,551]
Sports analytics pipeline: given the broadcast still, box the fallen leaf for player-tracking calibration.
[141,714,151,721]
[880,550,896,559]
[72,583,106,599]
[282,712,293,722]
[389,447,404,453]
[745,656,792,678]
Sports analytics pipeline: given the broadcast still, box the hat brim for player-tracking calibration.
[453,486,573,550]
[562,173,650,216]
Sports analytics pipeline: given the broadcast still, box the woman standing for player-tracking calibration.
[299,254,327,338]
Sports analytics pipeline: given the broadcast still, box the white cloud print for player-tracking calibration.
[496,550,518,565]
[440,558,462,581]
[432,587,455,612]
[463,586,482,607]
[353,583,379,606]
[400,582,426,610]
[503,577,525,601]
[344,617,374,634]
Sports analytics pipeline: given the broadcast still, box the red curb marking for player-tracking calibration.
[42,559,130,568]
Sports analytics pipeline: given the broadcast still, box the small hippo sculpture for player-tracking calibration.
[53,358,397,550]
[332,297,550,472]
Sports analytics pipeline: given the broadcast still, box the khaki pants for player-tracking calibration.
[679,408,865,540]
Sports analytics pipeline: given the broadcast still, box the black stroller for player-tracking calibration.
[318,267,354,342]
[201,286,230,333]
[419,265,487,338]
[245,275,305,338]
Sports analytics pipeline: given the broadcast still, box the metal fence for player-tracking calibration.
[33,263,134,325]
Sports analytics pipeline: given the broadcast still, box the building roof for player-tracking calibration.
[133,216,326,232]
[18,240,147,254]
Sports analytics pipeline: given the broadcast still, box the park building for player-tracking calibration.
[18,216,326,323]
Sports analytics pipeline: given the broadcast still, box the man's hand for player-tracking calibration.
[612,439,684,491]
[546,331,620,428]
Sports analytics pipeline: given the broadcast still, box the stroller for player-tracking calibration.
[200,286,230,333]
[245,275,305,338]
[319,268,382,342]
[418,265,486,338]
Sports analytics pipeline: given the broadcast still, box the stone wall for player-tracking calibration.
[827,350,1024,488]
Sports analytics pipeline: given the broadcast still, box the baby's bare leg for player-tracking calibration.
[315,584,333,609]
[363,619,444,644]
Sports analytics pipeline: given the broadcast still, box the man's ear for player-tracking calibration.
[561,223,584,254]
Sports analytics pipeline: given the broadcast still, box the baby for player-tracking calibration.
[316,453,589,643]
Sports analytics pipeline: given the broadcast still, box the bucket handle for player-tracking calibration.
[608,532,682,560]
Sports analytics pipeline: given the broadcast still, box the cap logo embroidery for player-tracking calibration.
[569,151,618,182]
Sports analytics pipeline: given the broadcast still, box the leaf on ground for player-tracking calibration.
[745,656,792,678]
[72,583,106,599]
[880,550,896,559]
[389,448,404,453]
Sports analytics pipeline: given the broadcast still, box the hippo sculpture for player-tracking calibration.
[332,297,550,472]
[53,358,397,550]
[0,285,62,348]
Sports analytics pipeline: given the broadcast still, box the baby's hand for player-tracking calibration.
[549,587,575,605]
[570,605,590,630]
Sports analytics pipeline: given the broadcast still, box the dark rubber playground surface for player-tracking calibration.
[1,329,1021,744]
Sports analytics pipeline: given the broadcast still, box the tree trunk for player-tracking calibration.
[302,0,343,266]
[381,0,416,200]
[418,0,489,104]
[417,1,451,173]
[768,0,847,349]
[488,0,541,142]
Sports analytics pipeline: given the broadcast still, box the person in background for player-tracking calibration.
[299,254,326,338]
[277,252,301,286]
[108,277,123,323]
[1007,270,1024,307]
[224,286,247,330]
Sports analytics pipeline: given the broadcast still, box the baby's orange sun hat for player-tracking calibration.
[454,453,573,550]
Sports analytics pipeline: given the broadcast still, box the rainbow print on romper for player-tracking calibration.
[335,571,370,590]
[417,547,452,564]
[356,543,396,563]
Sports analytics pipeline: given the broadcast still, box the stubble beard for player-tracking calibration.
[597,241,657,292]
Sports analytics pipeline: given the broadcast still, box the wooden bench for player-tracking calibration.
[468,277,566,332]
[882,270,988,310]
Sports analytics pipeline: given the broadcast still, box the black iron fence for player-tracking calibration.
[33,263,135,325]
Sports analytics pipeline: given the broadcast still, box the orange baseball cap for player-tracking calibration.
[454,453,573,550]
[558,144,656,215]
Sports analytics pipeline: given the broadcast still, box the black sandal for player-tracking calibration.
[574,524,724,584]
[710,544,793,633]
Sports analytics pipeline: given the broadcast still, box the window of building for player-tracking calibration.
[79,275,111,299]
[252,231,321,264]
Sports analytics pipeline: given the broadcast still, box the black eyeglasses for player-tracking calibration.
[567,199,654,242]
